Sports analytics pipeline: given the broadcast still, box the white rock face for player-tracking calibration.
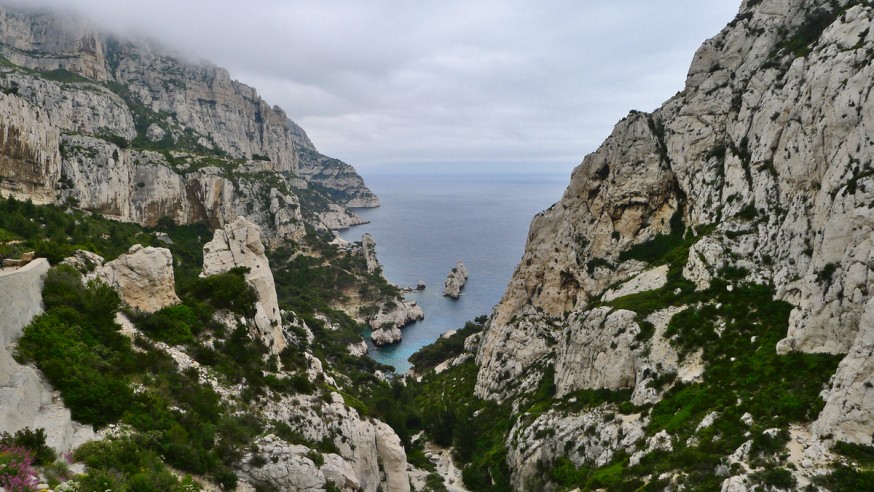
[369,300,425,331]
[683,237,726,290]
[239,436,326,491]
[602,264,669,301]
[56,135,307,243]
[474,0,874,445]
[92,244,180,313]
[317,203,368,230]
[262,390,414,492]
[443,261,469,298]
[0,6,376,239]
[202,217,286,353]
[0,259,95,453]
[362,233,381,274]
[814,296,874,444]
[374,421,411,492]
[371,326,403,346]
[0,91,62,203]
[507,405,646,488]
[348,340,369,357]
[368,299,424,346]
[555,308,641,395]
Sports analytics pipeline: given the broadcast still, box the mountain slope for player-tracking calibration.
[448,0,874,488]
[0,5,377,239]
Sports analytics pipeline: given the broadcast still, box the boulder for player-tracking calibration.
[371,326,402,346]
[93,244,180,313]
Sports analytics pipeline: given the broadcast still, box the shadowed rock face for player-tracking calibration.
[471,1,874,484]
[0,6,376,239]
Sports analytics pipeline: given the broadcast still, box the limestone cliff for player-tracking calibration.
[469,0,874,487]
[0,5,376,239]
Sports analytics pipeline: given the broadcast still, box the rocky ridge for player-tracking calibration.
[465,0,874,488]
[0,5,377,241]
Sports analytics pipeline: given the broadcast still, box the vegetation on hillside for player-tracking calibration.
[2,195,436,489]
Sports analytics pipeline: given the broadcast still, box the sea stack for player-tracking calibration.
[443,260,468,298]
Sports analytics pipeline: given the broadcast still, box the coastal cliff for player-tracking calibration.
[437,0,874,488]
[0,5,376,240]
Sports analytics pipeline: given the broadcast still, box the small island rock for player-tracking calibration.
[443,261,469,298]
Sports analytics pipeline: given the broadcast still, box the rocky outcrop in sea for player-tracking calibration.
[442,261,468,298]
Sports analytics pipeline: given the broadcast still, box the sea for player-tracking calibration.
[339,170,570,373]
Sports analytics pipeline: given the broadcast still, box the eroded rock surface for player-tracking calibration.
[443,261,469,298]
[93,244,180,313]
[0,259,95,453]
[202,216,286,353]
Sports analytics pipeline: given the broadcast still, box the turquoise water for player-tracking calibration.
[339,172,569,372]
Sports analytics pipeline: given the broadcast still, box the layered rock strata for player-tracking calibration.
[0,6,376,239]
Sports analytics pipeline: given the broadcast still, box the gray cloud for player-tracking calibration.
[10,0,739,172]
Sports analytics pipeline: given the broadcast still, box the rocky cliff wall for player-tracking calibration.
[0,258,49,346]
[473,0,874,483]
[0,5,376,238]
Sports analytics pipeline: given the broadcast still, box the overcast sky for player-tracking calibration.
[12,1,739,173]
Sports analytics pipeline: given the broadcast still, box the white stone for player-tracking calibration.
[92,244,180,313]
[443,261,469,298]
[602,264,669,301]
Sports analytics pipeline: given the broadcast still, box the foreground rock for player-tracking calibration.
[202,216,286,353]
[0,259,94,453]
[443,261,468,298]
[92,244,180,313]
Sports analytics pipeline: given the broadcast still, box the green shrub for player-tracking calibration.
[618,211,685,264]
[408,318,485,371]
[74,438,202,492]
[188,267,258,316]
[0,428,56,465]
[752,466,796,489]
[129,304,198,345]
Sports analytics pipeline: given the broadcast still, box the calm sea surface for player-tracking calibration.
[339,172,569,373]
